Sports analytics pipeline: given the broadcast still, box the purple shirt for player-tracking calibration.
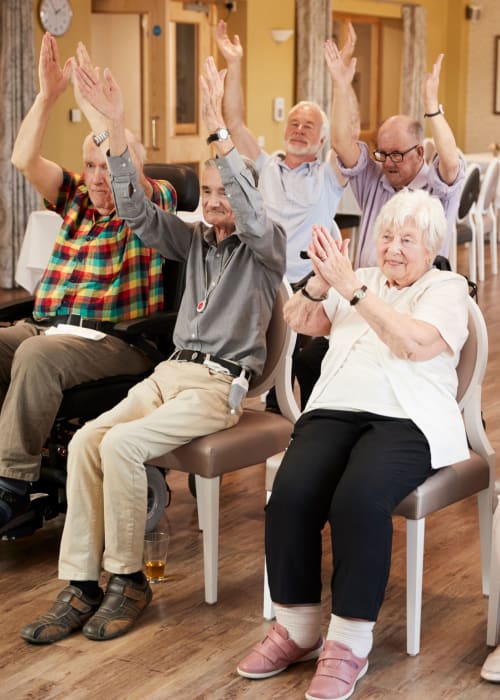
[337,142,465,268]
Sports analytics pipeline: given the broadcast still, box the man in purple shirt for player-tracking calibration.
[325,44,464,267]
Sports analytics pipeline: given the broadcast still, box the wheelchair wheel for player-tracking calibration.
[145,466,168,533]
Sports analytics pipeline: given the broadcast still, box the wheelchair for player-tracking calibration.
[0,163,198,540]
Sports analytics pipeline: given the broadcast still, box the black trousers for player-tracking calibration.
[265,409,434,621]
[294,336,328,410]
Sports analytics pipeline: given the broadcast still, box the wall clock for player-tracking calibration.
[39,0,73,37]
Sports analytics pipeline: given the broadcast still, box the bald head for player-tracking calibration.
[375,115,425,190]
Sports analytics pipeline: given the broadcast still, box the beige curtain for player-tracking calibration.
[0,2,38,289]
[295,0,332,116]
[401,4,427,120]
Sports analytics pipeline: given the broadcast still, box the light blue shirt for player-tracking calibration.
[256,151,344,283]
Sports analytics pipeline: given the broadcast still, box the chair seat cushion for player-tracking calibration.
[393,450,489,519]
[147,410,293,478]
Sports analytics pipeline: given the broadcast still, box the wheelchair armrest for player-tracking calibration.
[0,296,35,323]
[113,311,178,336]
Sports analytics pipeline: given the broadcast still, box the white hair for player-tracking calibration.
[373,188,447,256]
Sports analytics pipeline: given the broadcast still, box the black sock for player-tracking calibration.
[121,570,145,584]
[70,580,101,599]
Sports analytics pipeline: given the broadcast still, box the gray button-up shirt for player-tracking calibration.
[108,148,286,375]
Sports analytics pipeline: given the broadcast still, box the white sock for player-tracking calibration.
[327,613,375,658]
[274,603,323,648]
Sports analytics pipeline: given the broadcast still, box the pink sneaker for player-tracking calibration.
[305,641,368,700]
[237,623,323,679]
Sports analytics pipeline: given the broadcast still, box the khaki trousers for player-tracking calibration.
[58,360,241,581]
[0,322,153,481]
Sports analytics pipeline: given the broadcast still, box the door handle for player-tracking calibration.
[151,116,160,151]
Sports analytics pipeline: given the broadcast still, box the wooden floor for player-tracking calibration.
[1,245,500,700]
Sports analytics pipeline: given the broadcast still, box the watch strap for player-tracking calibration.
[350,285,368,306]
[92,130,109,146]
[424,105,444,118]
[301,287,327,302]
[206,128,230,145]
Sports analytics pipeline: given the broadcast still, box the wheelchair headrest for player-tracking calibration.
[143,163,200,212]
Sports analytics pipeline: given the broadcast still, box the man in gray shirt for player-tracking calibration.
[20,57,285,646]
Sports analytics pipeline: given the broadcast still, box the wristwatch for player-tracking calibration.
[207,127,231,145]
[424,104,444,118]
[92,130,109,146]
[350,285,368,306]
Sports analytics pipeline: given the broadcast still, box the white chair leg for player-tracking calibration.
[490,210,498,275]
[478,488,493,596]
[477,215,485,282]
[487,496,500,646]
[449,224,457,271]
[263,490,275,619]
[196,474,220,604]
[406,518,425,656]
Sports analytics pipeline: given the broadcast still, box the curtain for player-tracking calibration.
[295,0,332,116]
[0,2,38,289]
[400,4,427,121]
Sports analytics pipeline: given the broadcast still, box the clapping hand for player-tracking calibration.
[199,56,227,133]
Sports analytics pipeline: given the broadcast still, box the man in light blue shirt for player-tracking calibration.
[215,20,350,286]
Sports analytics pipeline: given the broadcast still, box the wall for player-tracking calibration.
[227,0,295,154]
[465,0,500,152]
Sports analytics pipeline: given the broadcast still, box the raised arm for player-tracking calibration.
[422,54,460,185]
[11,32,72,203]
[214,20,260,160]
[74,63,153,199]
[325,34,361,168]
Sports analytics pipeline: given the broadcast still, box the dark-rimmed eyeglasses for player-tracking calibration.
[373,144,419,163]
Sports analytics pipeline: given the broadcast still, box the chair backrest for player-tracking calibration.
[456,296,488,410]
[248,279,294,395]
[457,164,481,221]
[143,163,200,212]
[477,159,500,213]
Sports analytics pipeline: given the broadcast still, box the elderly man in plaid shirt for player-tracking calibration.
[0,33,175,528]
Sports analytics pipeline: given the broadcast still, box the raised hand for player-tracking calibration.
[339,21,357,65]
[72,42,106,130]
[74,65,124,124]
[324,38,357,86]
[199,56,226,133]
[38,32,73,103]
[215,19,243,64]
[422,54,444,111]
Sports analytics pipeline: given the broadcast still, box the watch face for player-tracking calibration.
[218,128,229,140]
[39,0,73,36]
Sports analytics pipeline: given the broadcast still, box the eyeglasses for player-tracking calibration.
[373,144,419,163]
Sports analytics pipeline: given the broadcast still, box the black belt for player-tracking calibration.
[31,314,118,334]
[170,349,252,380]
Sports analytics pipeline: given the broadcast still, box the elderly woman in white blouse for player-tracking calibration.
[237,188,470,700]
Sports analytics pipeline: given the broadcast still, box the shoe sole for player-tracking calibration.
[305,660,368,700]
[481,669,500,683]
[237,644,322,680]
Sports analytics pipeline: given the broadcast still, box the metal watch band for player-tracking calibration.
[92,130,110,146]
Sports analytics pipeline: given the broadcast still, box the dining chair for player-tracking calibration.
[474,159,499,282]
[454,163,481,283]
[145,280,299,604]
[263,295,495,656]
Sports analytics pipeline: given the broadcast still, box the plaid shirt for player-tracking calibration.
[33,170,176,322]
